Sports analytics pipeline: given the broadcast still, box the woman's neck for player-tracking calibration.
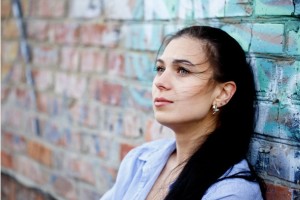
[171,121,216,165]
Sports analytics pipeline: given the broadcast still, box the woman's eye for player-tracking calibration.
[177,67,190,76]
[154,66,165,74]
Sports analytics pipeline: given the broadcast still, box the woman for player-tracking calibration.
[101,26,265,200]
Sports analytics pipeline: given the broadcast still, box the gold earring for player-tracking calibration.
[212,104,219,115]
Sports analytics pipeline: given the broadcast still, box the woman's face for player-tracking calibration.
[152,36,220,129]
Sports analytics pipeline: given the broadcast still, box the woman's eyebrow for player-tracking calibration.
[173,59,195,67]
[156,58,196,66]
[156,58,164,64]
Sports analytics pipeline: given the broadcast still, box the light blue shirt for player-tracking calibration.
[101,139,263,200]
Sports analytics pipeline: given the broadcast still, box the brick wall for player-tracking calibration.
[1,0,299,199]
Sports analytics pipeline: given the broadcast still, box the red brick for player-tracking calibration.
[70,102,100,128]
[49,23,80,44]
[32,45,58,66]
[80,24,105,45]
[1,106,25,130]
[101,109,124,135]
[1,173,16,200]
[78,187,102,200]
[15,87,33,108]
[27,140,53,167]
[1,0,11,18]
[2,19,19,39]
[60,47,80,71]
[1,151,14,169]
[12,135,27,153]
[80,49,106,73]
[80,133,109,158]
[107,51,125,76]
[65,157,96,185]
[80,24,120,47]
[1,131,13,151]
[266,183,293,200]
[89,79,123,105]
[55,73,87,99]
[59,131,81,152]
[51,174,77,200]
[123,112,144,138]
[1,131,27,153]
[1,63,13,81]
[1,86,11,102]
[20,0,31,17]
[2,41,19,63]
[15,155,48,184]
[27,20,49,41]
[9,63,26,84]
[31,68,53,91]
[36,94,64,116]
[120,143,136,160]
[28,0,66,18]
[36,92,48,113]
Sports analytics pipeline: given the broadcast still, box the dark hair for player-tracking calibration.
[160,26,265,199]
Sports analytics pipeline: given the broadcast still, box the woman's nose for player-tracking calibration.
[153,70,171,90]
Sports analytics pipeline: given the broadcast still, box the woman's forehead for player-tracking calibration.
[159,37,208,64]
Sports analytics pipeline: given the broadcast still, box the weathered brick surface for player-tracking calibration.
[89,79,123,105]
[265,183,294,200]
[28,0,66,18]
[60,47,80,71]
[1,0,11,18]
[27,20,49,41]
[122,24,163,51]
[32,68,53,91]
[144,0,178,20]
[49,22,80,44]
[104,0,143,20]
[124,52,155,82]
[32,45,59,67]
[15,155,49,185]
[1,41,19,63]
[54,72,87,98]
[251,23,284,54]
[69,0,102,19]
[2,19,19,39]
[50,174,77,200]
[1,0,299,199]
[286,23,300,55]
[80,24,120,47]
[255,0,295,16]
[1,173,56,200]
[80,49,106,73]
[1,151,14,169]
[27,140,53,167]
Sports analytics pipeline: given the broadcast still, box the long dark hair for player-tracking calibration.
[161,26,265,199]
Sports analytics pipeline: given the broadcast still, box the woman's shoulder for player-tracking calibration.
[203,160,263,200]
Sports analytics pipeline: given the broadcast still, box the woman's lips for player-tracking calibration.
[154,97,174,107]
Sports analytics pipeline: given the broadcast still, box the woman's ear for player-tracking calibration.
[214,81,236,107]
